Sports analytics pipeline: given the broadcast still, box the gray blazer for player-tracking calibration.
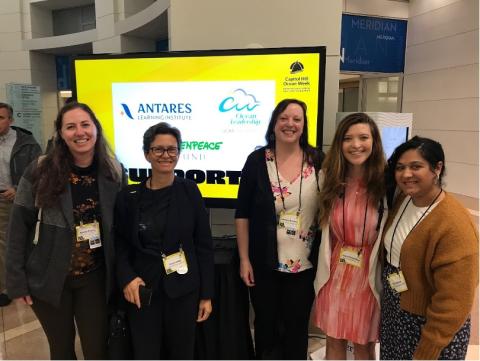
[6,159,124,307]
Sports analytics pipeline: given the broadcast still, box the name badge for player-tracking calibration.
[75,221,102,249]
[387,271,408,293]
[278,211,300,236]
[162,249,189,275]
[339,246,362,267]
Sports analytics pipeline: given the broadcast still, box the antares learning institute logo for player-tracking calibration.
[119,102,192,121]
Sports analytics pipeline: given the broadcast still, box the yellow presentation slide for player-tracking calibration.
[74,48,325,205]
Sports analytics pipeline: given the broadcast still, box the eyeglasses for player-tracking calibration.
[149,146,179,157]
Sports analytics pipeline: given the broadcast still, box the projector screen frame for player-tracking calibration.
[71,46,326,209]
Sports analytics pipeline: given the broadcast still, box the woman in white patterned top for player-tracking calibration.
[235,99,324,359]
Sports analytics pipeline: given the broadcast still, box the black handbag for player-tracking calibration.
[107,309,133,360]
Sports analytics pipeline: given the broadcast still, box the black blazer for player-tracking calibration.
[114,177,214,299]
[235,146,324,271]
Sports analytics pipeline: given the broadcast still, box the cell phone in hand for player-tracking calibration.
[139,285,152,307]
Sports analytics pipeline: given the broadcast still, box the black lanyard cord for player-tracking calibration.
[274,150,304,213]
[342,184,369,255]
[389,188,443,268]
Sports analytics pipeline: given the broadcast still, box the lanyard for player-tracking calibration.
[342,185,369,254]
[274,150,304,213]
[389,189,443,268]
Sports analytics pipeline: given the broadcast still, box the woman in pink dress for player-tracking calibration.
[314,113,387,359]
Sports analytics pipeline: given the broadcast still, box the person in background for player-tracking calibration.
[114,122,214,359]
[0,102,41,306]
[235,99,324,359]
[314,113,387,359]
[380,136,478,360]
[6,102,125,359]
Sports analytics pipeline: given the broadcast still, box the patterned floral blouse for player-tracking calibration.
[69,162,104,276]
[265,149,320,273]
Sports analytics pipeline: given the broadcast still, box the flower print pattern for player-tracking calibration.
[265,148,319,274]
[271,182,292,202]
[69,168,103,276]
[278,259,302,273]
[69,173,96,186]
[299,223,317,249]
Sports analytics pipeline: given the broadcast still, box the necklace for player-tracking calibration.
[389,188,443,267]
[274,150,304,213]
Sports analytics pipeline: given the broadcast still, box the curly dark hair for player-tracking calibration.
[33,102,120,208]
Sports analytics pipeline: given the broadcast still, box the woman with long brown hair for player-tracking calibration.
[6,102,125,359]
[313,113,387,359]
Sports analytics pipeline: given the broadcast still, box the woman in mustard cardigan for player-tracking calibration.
[380,136,478,360]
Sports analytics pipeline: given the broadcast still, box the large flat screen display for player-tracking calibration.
[72,47,326,208]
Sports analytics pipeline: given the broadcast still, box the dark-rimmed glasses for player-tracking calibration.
[149,146,179,157]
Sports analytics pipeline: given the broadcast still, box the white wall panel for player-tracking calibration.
[403,64,478,102]
[443,162,478,198]
[0,0,21,14]
[344,0,409,18]
[170,0,342,55]
[411,129,478,165]
[0,13,22,33]
[0,51,30,70]
[0,32,23,51]
[409,0,464,17]
[95,0,114,19]
[405,31,478,74]
[404,0,478,201]
[404,98,479,132]
[407,0,477,45]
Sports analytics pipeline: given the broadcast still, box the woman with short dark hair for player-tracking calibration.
[6,102,125,359]
[114,122,214,359]
[380,136,478,360]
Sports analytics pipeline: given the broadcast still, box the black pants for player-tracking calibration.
[128,286,199,359]
[249,268,315,360]
[31,267,108,360]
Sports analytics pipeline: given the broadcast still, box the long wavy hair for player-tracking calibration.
[319,113,386,226]
[264,98,318,166]
[33,102,120,208]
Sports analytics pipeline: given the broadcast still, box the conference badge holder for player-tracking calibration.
[162,248,189,275]
[75,220,102,249]
[339,246,362,267]
[387,270,408,293]
[278,211,300,237]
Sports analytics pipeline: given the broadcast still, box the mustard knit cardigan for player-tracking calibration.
[383,192,479,360]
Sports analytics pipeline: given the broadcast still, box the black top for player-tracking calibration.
[69,162,104,275]
[138,185,172,255]
[114,177,214,299]
[235,146,324,271]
